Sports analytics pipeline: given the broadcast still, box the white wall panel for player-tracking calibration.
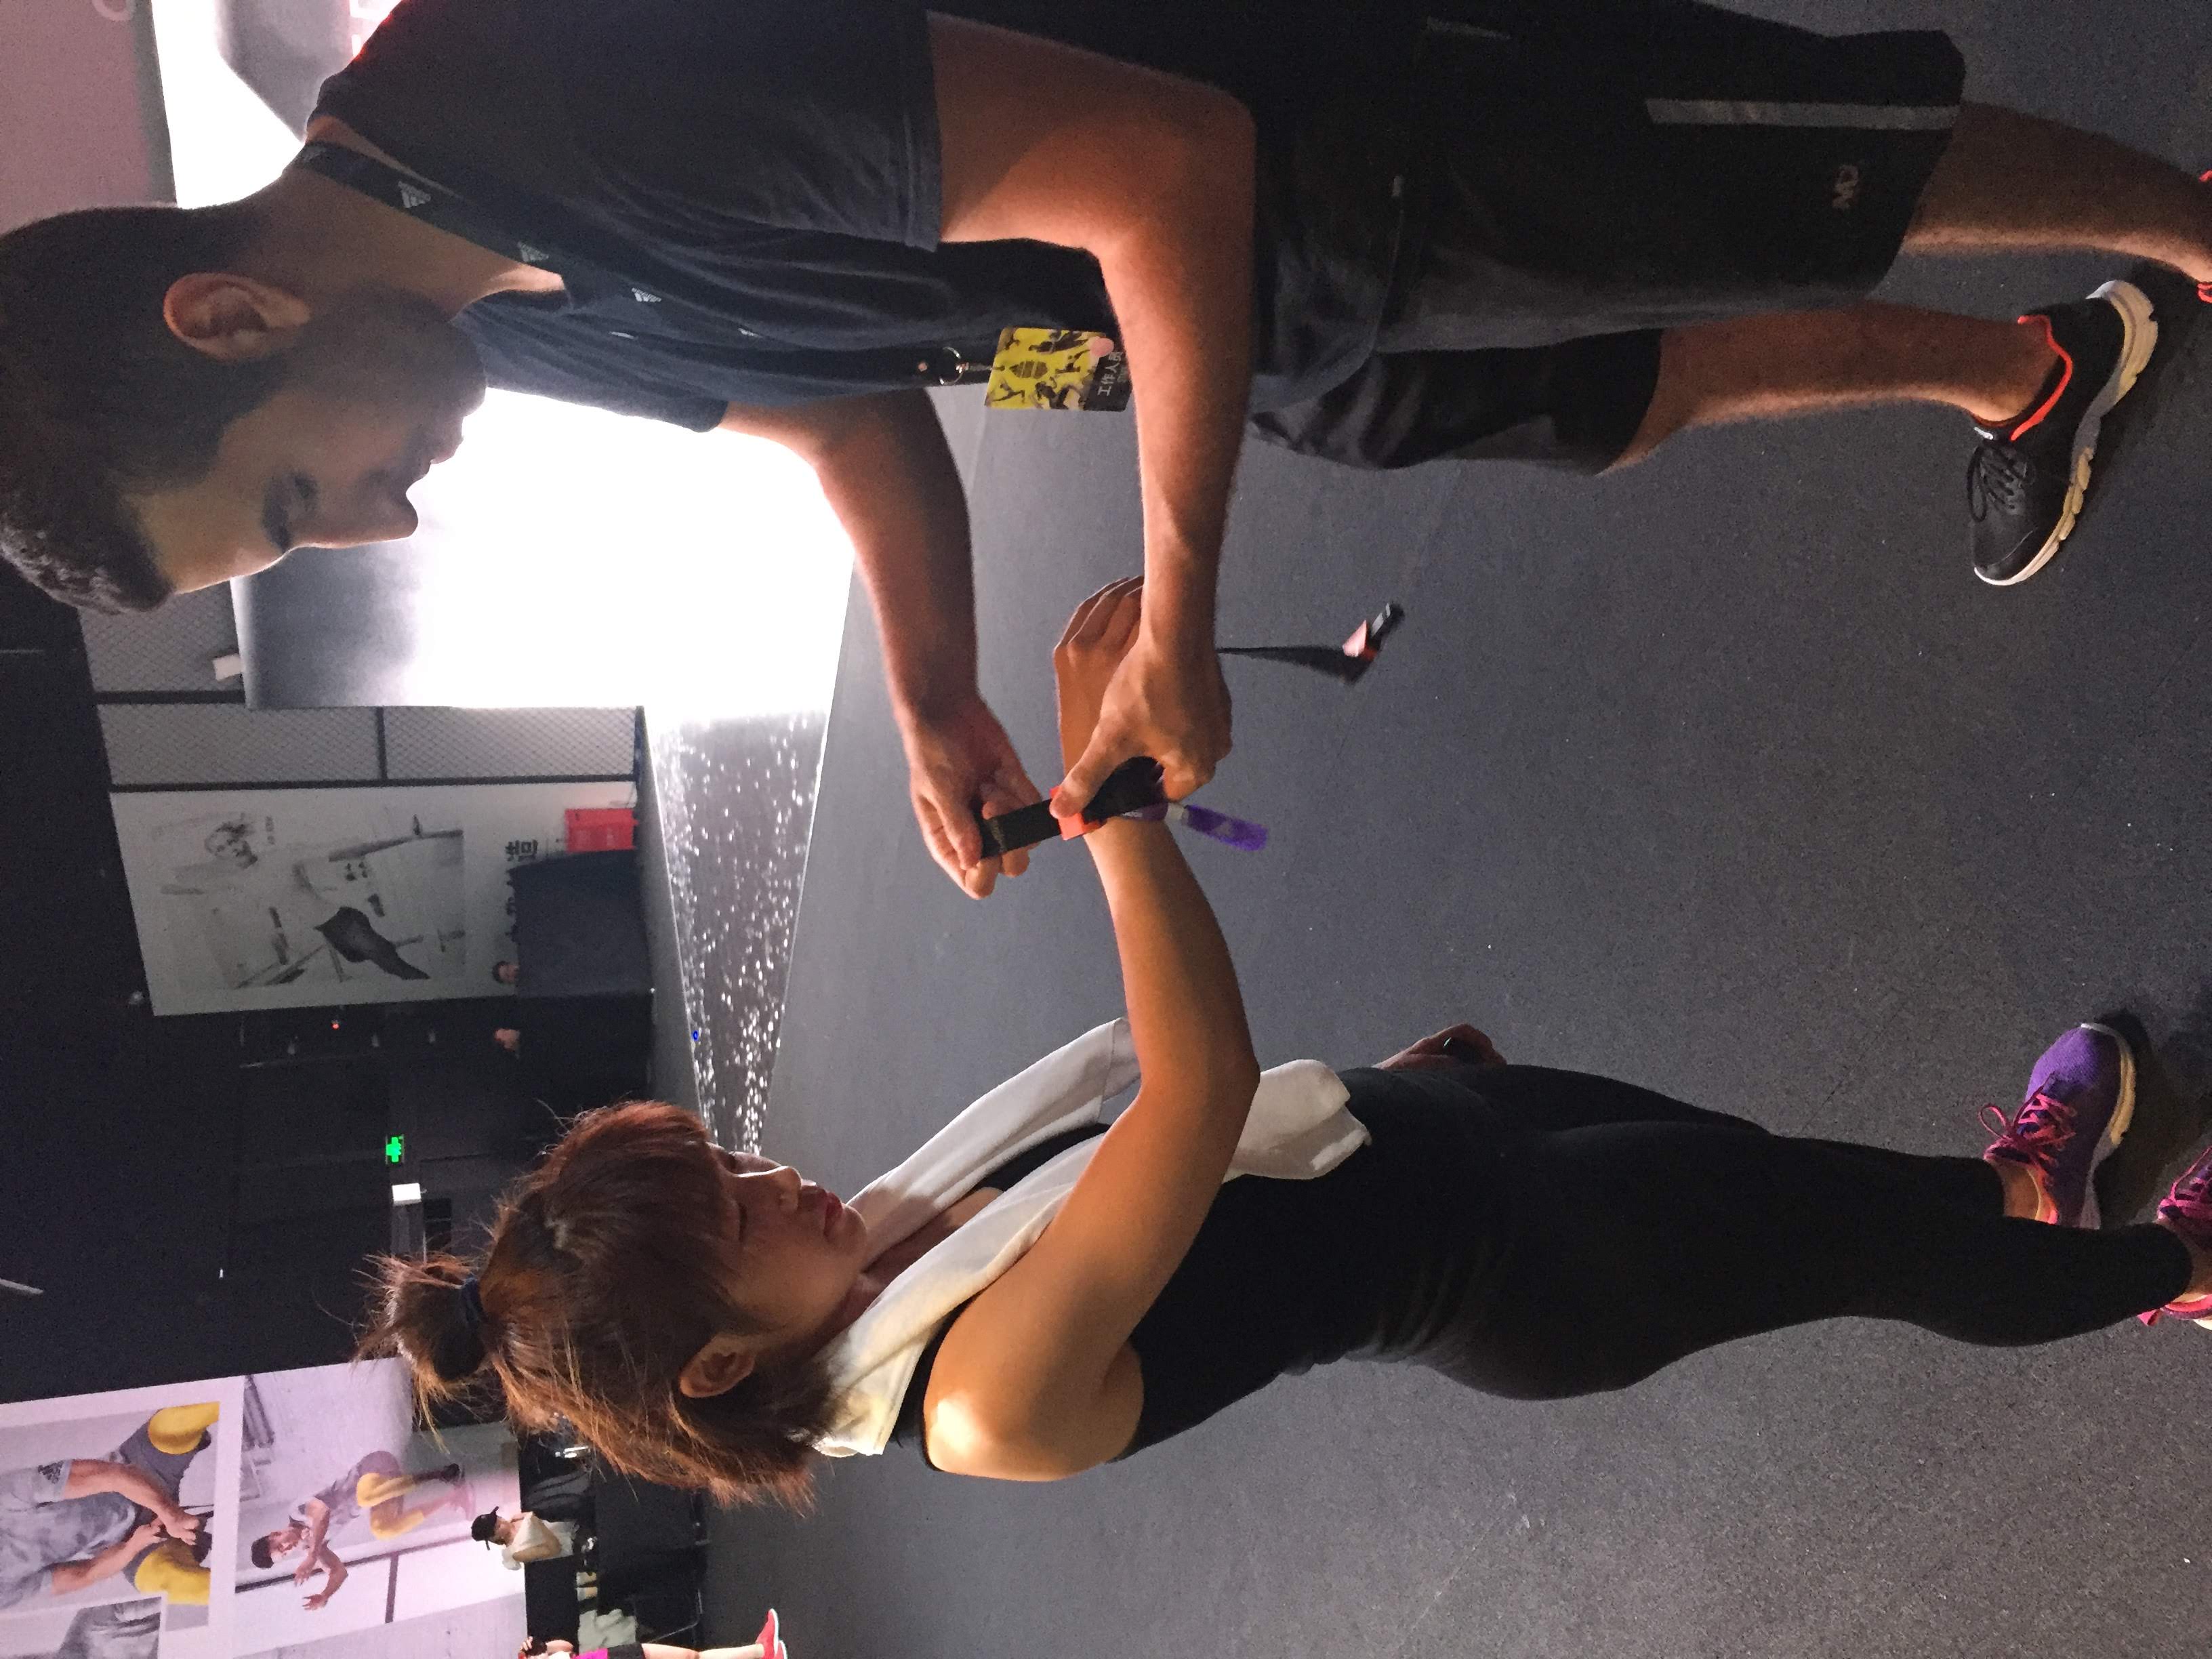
[100,704,377,786]
[383,708,635,779]
[80,586,239,693]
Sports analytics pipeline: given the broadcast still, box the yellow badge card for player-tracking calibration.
[984,328,1132,411]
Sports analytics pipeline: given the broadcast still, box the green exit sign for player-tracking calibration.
[384,1135,406,1166]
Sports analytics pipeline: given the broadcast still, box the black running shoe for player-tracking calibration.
[1967,279,2158,586]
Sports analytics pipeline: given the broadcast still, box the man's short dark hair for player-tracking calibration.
[0,201,279,613]
[249,1532,279,1570]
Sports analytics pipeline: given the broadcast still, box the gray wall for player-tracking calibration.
[0,0,169,233]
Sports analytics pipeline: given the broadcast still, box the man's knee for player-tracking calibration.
[367,1502,430,1541]
[130,1540,211,1604]
[144,1403,219,1456]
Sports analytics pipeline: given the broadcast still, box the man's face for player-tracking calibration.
[132,287,486,593]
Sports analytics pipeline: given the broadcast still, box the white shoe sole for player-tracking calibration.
[2073,1020,2137,1231]
[1977,279,2160,588]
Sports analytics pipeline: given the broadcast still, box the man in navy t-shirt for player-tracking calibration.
[3,1,2208,894]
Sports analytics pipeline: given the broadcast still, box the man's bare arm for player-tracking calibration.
[719,393,1038,894]
[307,1547,346,1605]
[295,1499,333,1574]
[60,1460,189,1532]
[720,393,974,720]
[930,15,1252,811]
[49,1523,161,1597]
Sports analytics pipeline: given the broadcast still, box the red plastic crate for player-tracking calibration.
[564,806,637,853]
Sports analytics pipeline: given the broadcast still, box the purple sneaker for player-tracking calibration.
[2141,1143,2212,1329]
[1980,1023,2136,1228]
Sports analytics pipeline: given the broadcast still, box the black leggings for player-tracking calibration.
[1429,1065,2193,1400]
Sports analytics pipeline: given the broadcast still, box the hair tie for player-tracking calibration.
[457,1275,488,1339]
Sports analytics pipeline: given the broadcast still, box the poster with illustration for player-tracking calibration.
[0,1380,245,1659]
[230,1364,519,1656]
[110,784,633,1015]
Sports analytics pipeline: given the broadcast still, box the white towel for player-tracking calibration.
[813,1019,1368,1457]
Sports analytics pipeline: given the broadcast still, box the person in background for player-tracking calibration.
[494,962,521,987]
[472,1507,572,1569]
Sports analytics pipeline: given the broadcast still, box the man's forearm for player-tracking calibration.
[720,389,981,724]
[62,1460,173,1519]
[1091,99,1255,655]
[49,1535,141,1596]
[814,392,981,724]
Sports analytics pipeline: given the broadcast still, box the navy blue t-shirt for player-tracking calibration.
[312,0,1422,422]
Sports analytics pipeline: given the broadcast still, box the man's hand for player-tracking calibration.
[933,16,1253,833]
[1053,579,1146,773]
[292,1557,317,1586]
[303,1556,344,1611]
[1053,627,1229,820]
[123,1521,165,1559]
[901,694,1042,899]
[1376,1024,1507,1073]
[158,1507,202,1547]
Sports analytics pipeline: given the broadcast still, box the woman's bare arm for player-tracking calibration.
[924,581,1259,1479]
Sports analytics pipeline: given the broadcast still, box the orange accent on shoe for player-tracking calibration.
[2005,313,2073,440]
[1979,1103,2066,1223]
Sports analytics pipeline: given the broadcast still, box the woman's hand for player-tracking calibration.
[1376,1024,1506,1073]
[1053,578,1147,790]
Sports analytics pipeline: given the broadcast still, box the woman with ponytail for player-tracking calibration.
[367,581,2212,1504]
[363,1103,836,1504]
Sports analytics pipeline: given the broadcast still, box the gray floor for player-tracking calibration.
[698,5,2212,1654]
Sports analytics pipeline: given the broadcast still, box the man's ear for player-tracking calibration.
[677,1333,756,1399]
[162,273,311,363]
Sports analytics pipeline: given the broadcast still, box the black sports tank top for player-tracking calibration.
[890,1066,1515,1462]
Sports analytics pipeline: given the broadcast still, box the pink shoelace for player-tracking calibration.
[2142,1149,2212,1324]
[1980,1090,2076,1172]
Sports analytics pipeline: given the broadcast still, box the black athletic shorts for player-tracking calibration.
[1249,1,1966,472]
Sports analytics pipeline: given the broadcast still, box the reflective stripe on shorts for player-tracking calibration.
[1645,98,1957,129]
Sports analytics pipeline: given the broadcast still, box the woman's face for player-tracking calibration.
[714,1149,872,1350]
